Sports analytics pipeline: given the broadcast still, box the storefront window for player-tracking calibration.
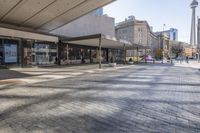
[23,40,33,66]
[116,50,124,62]
[80,48,90,63]
[32,43,57,65]
[109,49,123,63]
[68,47,81,60]
[68,45,91,64]
[92,48,108,63]
[91,49,97,63]
[101,49,108,62]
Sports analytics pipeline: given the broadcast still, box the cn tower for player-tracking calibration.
[190,0,198,47]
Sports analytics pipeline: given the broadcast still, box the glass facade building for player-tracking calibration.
[92,8,103,16]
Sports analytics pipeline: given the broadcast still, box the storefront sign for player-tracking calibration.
[4,44,17,63]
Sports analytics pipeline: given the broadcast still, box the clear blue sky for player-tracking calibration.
[104,0,200,43]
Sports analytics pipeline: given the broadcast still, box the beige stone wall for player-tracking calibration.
[115,21,151,47]
[133,23,149,46]
[115,20,160,57]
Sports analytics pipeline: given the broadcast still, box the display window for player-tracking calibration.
[23,40,33,66]
[67,45,93,64]
[32,43,57,65]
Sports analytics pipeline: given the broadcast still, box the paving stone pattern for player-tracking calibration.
[0,64,200,133]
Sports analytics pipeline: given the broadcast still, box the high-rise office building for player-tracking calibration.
[92,8,104,16]
[154,28,178,41]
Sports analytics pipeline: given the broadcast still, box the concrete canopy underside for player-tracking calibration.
[65,34,135,49]
[127,45,151,50]
[0,0,114,33]
[0,27,58,42]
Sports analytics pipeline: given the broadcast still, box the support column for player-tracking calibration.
[197,48,200,63]
[20,39,24,68]
[162,49,164,64]
[145,49,147,64]
[66,43,69,64]
[90,48,92,63]
[198,53,200,63]
[106,48,109,62]
[137,47,139,64]
[123,44,126,64]
[170,48,173,64]
[99,38,102,69]
[57,41,61,65]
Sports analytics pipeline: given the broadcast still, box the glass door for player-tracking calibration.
[23,40,33,66]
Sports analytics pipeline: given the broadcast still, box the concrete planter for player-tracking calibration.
[109,63,117,67]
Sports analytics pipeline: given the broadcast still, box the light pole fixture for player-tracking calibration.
[198,48,200,63]
[162,49,164,64]
[163,24,166,32]
[162,24,166,64]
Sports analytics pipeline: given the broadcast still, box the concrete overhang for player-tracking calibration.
[63,34,135,49]
[0,27,58,42]
[0,0,115,33]
[127,45,151,50]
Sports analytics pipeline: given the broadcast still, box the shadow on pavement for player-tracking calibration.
[0,69,33,80]
[0,63,200,132]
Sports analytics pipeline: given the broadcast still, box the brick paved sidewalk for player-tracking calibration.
[0,64,133,85]
[0,64,200,133]
[174,60,200,69]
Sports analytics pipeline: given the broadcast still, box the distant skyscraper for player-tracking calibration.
[154,28,178,41]
[92,8,103,16]
[198,18,200,48]
[190,0,198,47]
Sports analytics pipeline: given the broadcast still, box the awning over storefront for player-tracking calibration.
[62,34,147,69]
[63,34,133,49]
[0,0,115,33]
[0,27,58,42]
[64,34,149,50]
[125,43,150,50]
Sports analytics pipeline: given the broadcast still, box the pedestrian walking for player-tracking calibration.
[186,56,189,64]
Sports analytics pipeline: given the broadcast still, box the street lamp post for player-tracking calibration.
[162,24,166,64]
[170,46,173,64]
[162,49,164,64]
[198,48,200,63]
[163,24,166,31]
